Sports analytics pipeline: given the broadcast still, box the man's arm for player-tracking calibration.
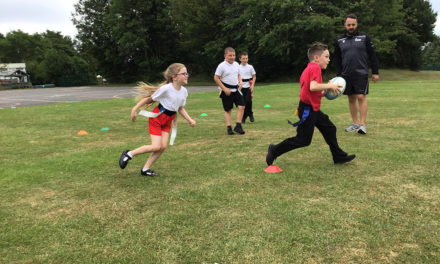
[366,34,379,82]
[333,39,343,76]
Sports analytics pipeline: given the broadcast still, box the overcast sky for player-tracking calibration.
[0,0,439,38]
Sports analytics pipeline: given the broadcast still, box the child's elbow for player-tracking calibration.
[309,82,319,91]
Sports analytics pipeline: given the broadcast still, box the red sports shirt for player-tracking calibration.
[299,62,323,111]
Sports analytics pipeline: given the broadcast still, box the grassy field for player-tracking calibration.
[1,79,439,263]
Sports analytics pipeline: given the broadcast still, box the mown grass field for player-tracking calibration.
[1,78,439,263]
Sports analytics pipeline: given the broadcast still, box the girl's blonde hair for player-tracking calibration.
[136,63,186,108]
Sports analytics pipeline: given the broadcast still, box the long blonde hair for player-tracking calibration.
[136,63,186,108]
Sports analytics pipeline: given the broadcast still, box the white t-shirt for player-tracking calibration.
[215,60,240,86]
[151,83,187,112]
[238,64,256,88]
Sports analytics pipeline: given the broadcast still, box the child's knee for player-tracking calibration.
[296,136,312,147]
[151,145,161,152]
[300,140,312,147]
[160,144,167,151]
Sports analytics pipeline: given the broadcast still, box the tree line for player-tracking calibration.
[0,31,90,86]
[1,0,438,86]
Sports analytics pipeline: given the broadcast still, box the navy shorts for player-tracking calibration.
[220,90,245,111]
[343,76,369,95]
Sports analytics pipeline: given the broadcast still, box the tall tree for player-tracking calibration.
[421,36,440,70]
[73,0,178,82]
[73,0,114,80]
[107,0,178,81]
[0,30,44,63]
[171,0,227,74]
[397,0,437,69]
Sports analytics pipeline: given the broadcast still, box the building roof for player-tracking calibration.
[0,63,27,75]
[1,63,26,68]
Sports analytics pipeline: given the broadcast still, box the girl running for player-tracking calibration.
[119,63,196,176]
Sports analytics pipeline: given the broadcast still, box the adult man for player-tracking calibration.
[334,14,379,135]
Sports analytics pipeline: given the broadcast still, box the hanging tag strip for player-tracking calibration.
[287,106,311,127]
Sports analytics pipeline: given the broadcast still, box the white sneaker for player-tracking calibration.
[357,124,367,134]
[345,123,359,132]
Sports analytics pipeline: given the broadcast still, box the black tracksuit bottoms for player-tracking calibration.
[241,88,253,119]
[272,101,347,161]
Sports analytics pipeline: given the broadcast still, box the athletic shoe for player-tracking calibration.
[119,150,132,169]
[345,123,359,132]
[233,123,245,134]
[334,154,356,164]
[250,115,255,123]
[141,169,159,177]
[266,143,276,166]
[357,124,367,135]
[227,127,234,135]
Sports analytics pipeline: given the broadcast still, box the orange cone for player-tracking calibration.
[264,165,283,173]
[77,130,88,135]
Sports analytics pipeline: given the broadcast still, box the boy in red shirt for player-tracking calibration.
[266,43,356,166]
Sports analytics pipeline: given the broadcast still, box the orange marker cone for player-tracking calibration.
[77,130,88,135]
[264,165,283,173]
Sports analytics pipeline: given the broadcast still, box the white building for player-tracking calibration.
[0,63,32,88]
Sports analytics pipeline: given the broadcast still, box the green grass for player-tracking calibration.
[1,79,439,263]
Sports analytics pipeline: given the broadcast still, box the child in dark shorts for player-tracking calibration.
[214,47,246,135]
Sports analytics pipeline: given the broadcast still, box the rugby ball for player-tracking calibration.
[325,76,346,100]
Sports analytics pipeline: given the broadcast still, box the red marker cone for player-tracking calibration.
[264,165,283,173]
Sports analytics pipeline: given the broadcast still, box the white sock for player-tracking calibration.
[142,168,149,172]
[127,151,133,158]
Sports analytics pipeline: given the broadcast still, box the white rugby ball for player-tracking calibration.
[325,76,346,100]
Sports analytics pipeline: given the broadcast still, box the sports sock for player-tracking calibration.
[127,151,133,158]
[142,168,149,172]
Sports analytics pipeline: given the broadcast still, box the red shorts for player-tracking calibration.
[148,106,176,135]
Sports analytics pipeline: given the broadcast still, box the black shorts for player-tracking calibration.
[343,76,369,95]
[220,90,245,111]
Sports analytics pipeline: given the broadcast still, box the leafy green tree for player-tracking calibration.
[421,36,440,70]
[171,0,227,74]
[397,0,437,69]
[0,30,89,86]
[108,0,178,81]
[0,30,44,63]
[73,0,114,80]
[74,0,178,82]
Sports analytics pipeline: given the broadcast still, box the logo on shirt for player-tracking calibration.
[355,38,362,42]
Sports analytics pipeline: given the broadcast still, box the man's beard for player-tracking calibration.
[347,29,356,35]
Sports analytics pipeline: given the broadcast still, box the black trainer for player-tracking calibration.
[233,123,245,134]
[227,127,234,135]
[250,114,255,123]
[141,169,159,177]
[334,154,356,164]
[266,144,276,166]
[119,150,132,169]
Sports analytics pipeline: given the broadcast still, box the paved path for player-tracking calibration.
[0,85,217,108]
